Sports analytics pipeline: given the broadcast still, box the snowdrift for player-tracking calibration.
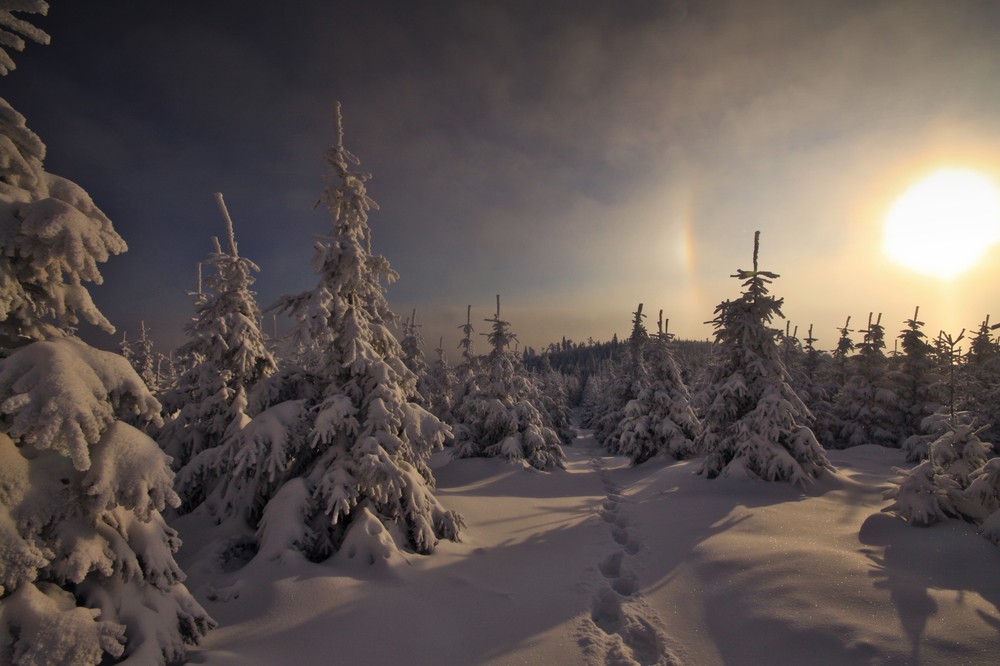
[176,431,1000,665]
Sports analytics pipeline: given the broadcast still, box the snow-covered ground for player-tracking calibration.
[176,425,1000,665]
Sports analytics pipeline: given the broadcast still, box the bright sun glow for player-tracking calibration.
[883,168,1000,279]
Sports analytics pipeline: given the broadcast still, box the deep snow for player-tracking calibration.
[175,423,1000,665]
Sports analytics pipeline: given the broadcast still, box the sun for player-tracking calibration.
[883,168,1000,279]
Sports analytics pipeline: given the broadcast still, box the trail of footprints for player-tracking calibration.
[581,457,679,666]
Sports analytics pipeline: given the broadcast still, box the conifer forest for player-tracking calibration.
[3,2,1000,664]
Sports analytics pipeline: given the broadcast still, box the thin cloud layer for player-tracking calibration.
[5,0,999,352]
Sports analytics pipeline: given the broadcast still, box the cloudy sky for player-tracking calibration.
[6,0,1000,356]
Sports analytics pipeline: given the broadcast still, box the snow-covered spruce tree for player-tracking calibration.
[883,326,992,527]
[535,353,574,445]
[583,359,631,449]
[883,421,991,526]
[580,361,614,432]
[964,316,1000,445]
[211,104,462,561]
[830,312,902,448]
[696,232,831,485]
[777,322,805,394]
[903,329,977,463]
[884,326,1000,547]
[159,194,277,512]
[154,349,177,394]
[447,305,481,441]
[399,309,432,406]
[424,336,457,423]
[118,331,134,367]
[452,296,565,470]
[618,310,700,465]
[966,458,1000,545]
[604,303,650,456]
[895,308,946,461]
[585,307,647,453]
[648,313,701,458]
[830,316,854,390]
[796,324,835,443]
[808,317,852,445]
[0,11,213,661]
[130,320,157,390]
[894,307,941,441]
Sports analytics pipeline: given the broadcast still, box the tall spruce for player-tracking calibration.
[696,232,830,485]
[159,194,277,512]
[210,104,462,562]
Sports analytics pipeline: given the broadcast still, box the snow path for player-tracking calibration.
[177,432,1000,665]
[578,436,681,666]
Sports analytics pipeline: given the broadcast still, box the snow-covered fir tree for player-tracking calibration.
[777,322,805,393]
[904,328,977,462]
[894,307,940,439]
[583,359,632,450]
[883,331,1000,547]
[130,320,157,390]
[0,12,213,661]
[617,310,700,464]
[936,329,966,423]
[966,458,1000,545]
[796,324,836,445]
[583,307,648,453]
[208,104,462,562]
[448,305,481,441]
[696,232,831,485]
[118,330,134,367]
[159,194,277,512]
[399,309,431,406]
[452,296,565,470]
[883,420,991,526]
[964,316,1000,445]
[424,336,457,423]
[534,353,574,445]
[830,316,854,388]
[882,458,963,527]
[580,362,611,432]
[830,312,902,448]
[154,349,177,394]
[604,303,651,457]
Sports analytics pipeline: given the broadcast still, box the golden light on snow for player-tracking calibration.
[883,168,1000,279]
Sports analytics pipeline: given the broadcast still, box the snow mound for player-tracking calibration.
[333,504,409,570]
